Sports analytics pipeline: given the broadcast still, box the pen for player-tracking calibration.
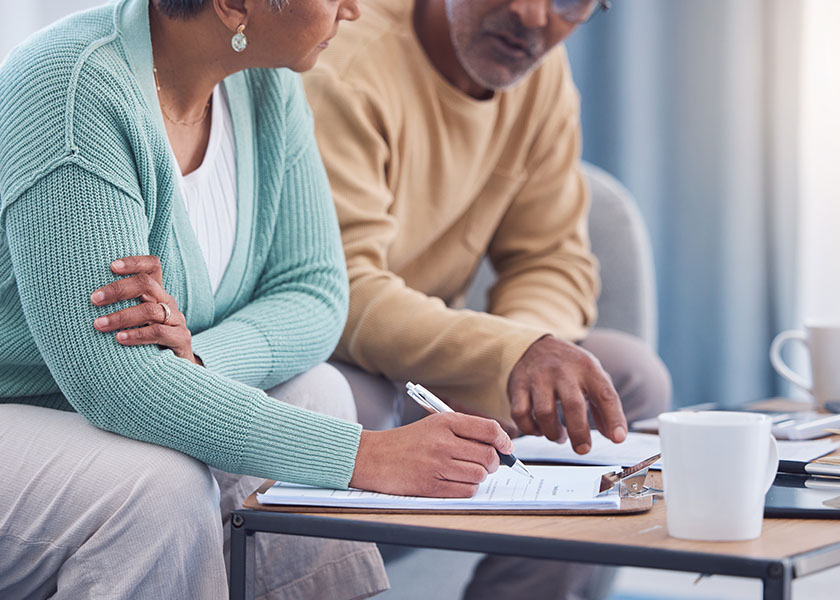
[778,460,840,478]
[405,382,534,479]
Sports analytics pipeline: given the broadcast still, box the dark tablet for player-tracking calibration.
[765,473,840,518]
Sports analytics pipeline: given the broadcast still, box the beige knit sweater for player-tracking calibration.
[304,0,598,422]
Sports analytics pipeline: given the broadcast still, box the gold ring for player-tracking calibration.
[159,302,172,325]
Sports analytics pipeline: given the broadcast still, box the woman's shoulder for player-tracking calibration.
[0,6,150,216]
[0,5,135,146]
[0,5,120,93]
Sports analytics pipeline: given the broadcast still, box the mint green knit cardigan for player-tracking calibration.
[0,0,362,489]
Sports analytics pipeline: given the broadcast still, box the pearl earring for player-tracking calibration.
[231,24,247,53]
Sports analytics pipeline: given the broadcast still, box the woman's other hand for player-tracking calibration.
[349,413,514,497]
[90,256,201,366]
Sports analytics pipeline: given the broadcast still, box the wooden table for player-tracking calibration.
[229,471,840,600]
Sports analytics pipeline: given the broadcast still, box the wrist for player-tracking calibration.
[349,429,377,490]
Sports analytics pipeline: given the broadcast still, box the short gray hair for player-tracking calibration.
[156,0,289,19]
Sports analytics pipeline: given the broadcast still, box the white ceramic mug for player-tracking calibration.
[770,322,840,409]
[658,411,778,541]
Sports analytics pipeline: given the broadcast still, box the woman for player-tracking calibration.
[0,0,511,597]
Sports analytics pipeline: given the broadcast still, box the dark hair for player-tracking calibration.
[156,0,288,19]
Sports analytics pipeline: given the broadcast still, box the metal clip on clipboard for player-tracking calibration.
[599,453,664,498]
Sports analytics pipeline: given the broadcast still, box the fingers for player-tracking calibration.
[114,323,192,354]
[510,384,540,436]
[421,479,480,499]
[446,399,521,440]
[508,336,629,449]
[110,255,163,282]
[91,273,170,306]
[585,371,627,443]
[448,438,501,474]
[442,458,495,484]
[88,257,197,365]
[532,384,562,441]
[446,413,513,455]
[94,301,181,332]
[498,418,521,440]
[557,387,591,454]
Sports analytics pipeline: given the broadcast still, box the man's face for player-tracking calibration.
[444,0,578,91]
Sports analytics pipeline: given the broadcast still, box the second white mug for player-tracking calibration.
[770,322,840,409]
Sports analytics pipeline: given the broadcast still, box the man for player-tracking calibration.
[304,0,671,596]
[305,0,670,452]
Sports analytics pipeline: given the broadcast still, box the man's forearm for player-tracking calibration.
[336,268,549,421]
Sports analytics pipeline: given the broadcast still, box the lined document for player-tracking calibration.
[257,465,620,511]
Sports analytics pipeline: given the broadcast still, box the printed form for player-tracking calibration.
[257,465,620,511]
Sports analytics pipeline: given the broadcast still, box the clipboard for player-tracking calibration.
[242,480,653,515]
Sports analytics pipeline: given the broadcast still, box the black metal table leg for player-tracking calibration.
[763,561,792,600]
[230,511,255,600]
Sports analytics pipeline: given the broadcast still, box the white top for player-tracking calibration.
[175,85,237,295]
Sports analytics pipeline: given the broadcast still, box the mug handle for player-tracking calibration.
[769,330,812,393]
[762,434,780,493]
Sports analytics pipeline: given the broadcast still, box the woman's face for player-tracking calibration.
[247,0,360,72]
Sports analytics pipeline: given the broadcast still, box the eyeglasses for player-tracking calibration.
[552,0,611,24]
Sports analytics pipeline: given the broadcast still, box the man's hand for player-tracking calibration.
[349,413,513,497]
[507,335,627,453]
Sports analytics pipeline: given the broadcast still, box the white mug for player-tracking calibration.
[658,411,778,541]
[770,322,840,409]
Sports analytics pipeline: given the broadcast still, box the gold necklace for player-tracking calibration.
[153,67,211,127]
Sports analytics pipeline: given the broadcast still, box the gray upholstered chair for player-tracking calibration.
[465,162,658,348]
[379,163,658,598]
[583,162,657,348]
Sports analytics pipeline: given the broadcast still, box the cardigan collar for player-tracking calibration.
[114,0,258,325]
[115,0,161,134]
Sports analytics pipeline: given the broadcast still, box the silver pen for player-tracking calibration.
[406,382,534,479]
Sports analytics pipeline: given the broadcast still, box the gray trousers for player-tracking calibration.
[333,328,672,600]
[0,363,389,600]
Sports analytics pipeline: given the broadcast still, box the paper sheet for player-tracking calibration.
[780,439,840,462]
[257,465,621,511]
[513,431,840,469]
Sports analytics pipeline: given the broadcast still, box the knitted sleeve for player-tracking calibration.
[3,161,361,488]
[191,76,349,389]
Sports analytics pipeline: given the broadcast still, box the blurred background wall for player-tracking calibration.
[2,0,837,409]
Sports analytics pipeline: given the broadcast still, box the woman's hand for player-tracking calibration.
[349,413,513,498]
[90,255,201,366]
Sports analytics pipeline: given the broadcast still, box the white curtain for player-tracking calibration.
[799,0,840,323]
[565,0,805,407]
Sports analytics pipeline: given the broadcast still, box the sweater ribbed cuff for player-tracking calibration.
[192,319,274,389]
[240,394,362,490]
